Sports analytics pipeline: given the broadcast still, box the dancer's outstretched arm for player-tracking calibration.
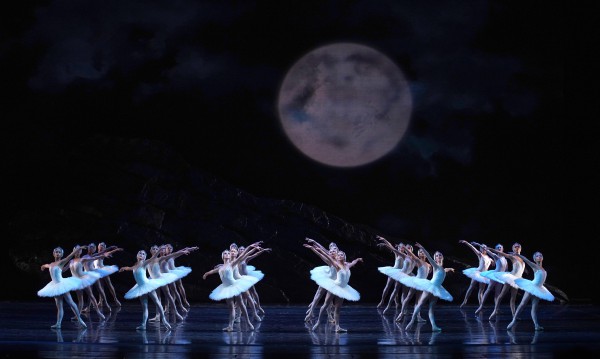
[459,240,483,258]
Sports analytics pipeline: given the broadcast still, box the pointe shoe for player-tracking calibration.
[335,326,347,333]
[51,323,61,329]
[136,324,146,330]
[163,321,172,330]
[114,300,122,307]
[222,326,233,332]
[148,315,161,322]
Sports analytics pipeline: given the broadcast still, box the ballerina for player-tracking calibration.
[38,246,87,329]
[305,242,339,322]
[395,245,431,322]
[69,245,120,320]
[375,236,404,310]
[159,245,198,316]
[229,245,269,322]
[507,251,554,331]
[147,245,191,322]
[238,245,268,317]
[305,238,362,332]
[404,243,454,332]
[376,236,416,315]
[165,243,197,308]
[119,249,172,330]
[203,242,265,332]
[475,243,508,315]
[459,240,492,307]
[83,243,122,312]
[95,242,122,308]
[485,242,525,320]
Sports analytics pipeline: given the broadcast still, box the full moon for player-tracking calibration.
[277,43,412,167]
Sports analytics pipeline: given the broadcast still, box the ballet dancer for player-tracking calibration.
[459,240,492,307]
[376,237,404,310]
[238,245,268,317]
[159,245,198,316]
[475,243,508,315]
[95,242,122,308]
[396,245,431,322]
[507,251,554,331]
[404,243,454,332]
[147,245,191,322]
[165,243,197,308]
[203,242,265,332]
[485,242,525,320]
[69,245,120,320]
[119,249,171,330]
[82,243,122,312]
[305,238,362,332]
[229,245,268,322]
[376,236,416,315]
[38,246,87,329]
[305,241,339,322]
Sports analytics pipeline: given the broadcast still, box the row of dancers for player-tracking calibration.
[38,237,553,333]
[37,242,199,330]
[375,238,554,331]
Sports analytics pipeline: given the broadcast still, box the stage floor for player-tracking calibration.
[1,302,599,358]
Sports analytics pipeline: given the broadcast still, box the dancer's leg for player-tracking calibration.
[406,292,430,330]
[333,296,346,332]
[312,292,333,330]
[460,280,477,307]
[149,290,171,330]
[428,297,441,332]
[64,293,86,328]
[507,293,531,330]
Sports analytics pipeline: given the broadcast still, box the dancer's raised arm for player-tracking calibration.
[459,240,483,257]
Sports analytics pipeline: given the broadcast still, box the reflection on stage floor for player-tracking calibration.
[1,302,599,358]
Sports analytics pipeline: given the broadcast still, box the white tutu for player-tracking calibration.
[514,278,554,301]
[245,267,264,281]
[76,271,102,289]
[310,265,331,278]
[38,277,83,297]
[401,276,453,302]
[209,275,258,301]
[485,272,520,288]
[93,265,118,278]
[378,266,411,282]
[125,266,171,299]
[169,266,192,279]
[480,269,504,284]
[311,268,360,301]
[462,268,490,284]
[124,278,170,299]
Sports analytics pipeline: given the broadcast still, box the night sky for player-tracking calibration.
[1,2,580,301]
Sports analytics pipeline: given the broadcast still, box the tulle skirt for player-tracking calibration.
[514,278,555,301]
[462,268,490,284]
[310,271,360,301]
[124,278,170,299]
[209,275,259,301]
[37,277,83,297]
[401,277,453,302]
